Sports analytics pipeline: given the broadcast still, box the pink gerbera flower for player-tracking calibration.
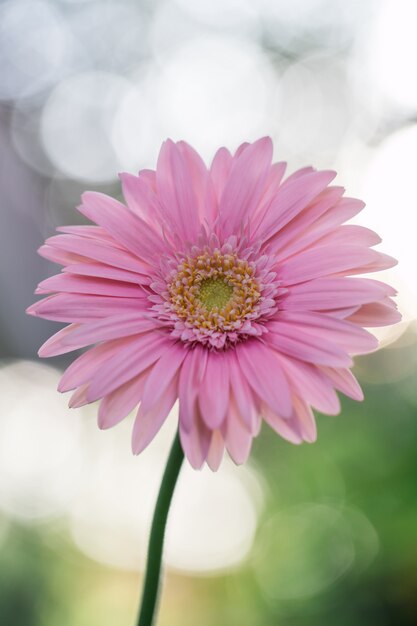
[27,138,400,470]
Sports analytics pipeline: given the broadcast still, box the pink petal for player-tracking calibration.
[262,404,303,444]
[281,277,393,311]
[292,396,317,442]
[210,146,233,203]
[315,224,381,248]
[206,430,224,471]
[229,352,258,433]
[140,343,188,415]
[335,252,398,276]
[56,225,115,242]
[132,376,178,455]
[87,333,169,402]
[178,346,208,432]
[63,262,150,285]
[347,301,402,327]
[224,401,253,464]
[38,244,87,266]
[219,137,273,236]
[257,170,337,243]
[319,366,364,401]
[179,410,211,470]
[280,166,315,184]
[251,161,287,230]
[119,172,163,223]
[277,355,340,415]
[27,293,144,322]
[272,312,378,355]
[277,245,394,285]
[62,313,159,349]
[320,306,360,319]
[98,371,149,429]
[45,233,148,274]
[267,191,369,261]
[177,140,217,226]
[198,351,230,429]
[236,341,292,418]
[311,196,366,232]
[234,142,250,157]
[268,323,352,367]
[58,337,134,392]
[68,384,90,408]
[138,169,157,191]
[156,139,201,242]
[260,186,344,254]
[35,273,143,297]
[38,324,80,357]
[79,191,165,263]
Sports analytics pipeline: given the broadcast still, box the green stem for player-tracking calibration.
[136,430,184,626]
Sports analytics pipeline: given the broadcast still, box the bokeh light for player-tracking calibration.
[274,54,351,168]
[111,71,164,173]
[165,459,262,573]
[0,361,83,520]
[361,124,417,320]
[251,501,381,624]
[69,413,262,574]
[254,504,376,601]
[41,72,133,182]
[66,1,150,74]
[11,101,55,178]
[0,0,71,101]
[366,0,417,111]
[173,0,260,35]
[152,36,277,158]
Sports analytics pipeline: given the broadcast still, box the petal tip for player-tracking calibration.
[26,303,39,317]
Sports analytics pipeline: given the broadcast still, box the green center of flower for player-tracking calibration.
[197,277,234,310]
[167,250,262,338]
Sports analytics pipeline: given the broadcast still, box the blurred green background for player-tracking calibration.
[1,0,416,624]
[1,337,417,626]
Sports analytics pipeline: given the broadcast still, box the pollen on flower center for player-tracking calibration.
[165,248,264,347]
[197,277,234,310]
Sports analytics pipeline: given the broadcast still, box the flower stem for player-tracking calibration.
[136,430,184,626]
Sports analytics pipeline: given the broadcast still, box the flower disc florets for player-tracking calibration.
[169,248,260,332]
[152,236,282,348]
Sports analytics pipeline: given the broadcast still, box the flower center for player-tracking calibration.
[166,249,262,347]
[197,277,234,310]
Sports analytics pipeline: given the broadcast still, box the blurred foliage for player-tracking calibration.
[0,524,58,626]
[1,341,416,626]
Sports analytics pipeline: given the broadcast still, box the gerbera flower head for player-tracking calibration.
[27,138,400,470]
